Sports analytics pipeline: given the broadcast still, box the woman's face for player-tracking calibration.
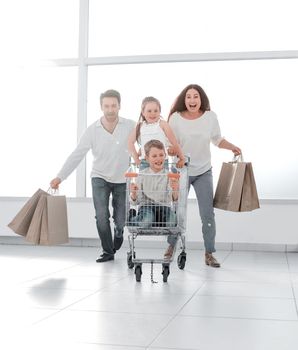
[184,88,201,113]
[142,102,160,123]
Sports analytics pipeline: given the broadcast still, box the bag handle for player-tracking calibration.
[231,154,244,163]
[47,187,59,195]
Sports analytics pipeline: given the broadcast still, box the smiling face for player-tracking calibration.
[146,146,166,172]
[184,88,202,114]
[142,101,161,124]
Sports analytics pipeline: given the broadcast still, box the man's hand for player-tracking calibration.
[50,177,61,190]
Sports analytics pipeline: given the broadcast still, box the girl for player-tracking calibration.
[128,96,185,168]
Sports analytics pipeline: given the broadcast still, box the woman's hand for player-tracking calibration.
[232,146,242,156]
[175,158,185,168]
[50,177,61,190]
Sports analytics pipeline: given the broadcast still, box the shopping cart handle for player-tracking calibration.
[167,172,180,179]
[125,172,138,178]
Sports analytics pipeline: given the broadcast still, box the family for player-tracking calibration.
[50,85,241,267]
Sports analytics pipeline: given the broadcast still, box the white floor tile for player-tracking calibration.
[151,316,298,350]
[1,244,298,350]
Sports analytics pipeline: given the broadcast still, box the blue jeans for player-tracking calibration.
[168,168,216,253]
[130,205,177,228]
[92,177,126,256]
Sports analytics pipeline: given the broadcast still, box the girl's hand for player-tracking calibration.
[133,157,141,166]
[176,158,185,168]
[50,177,61,190]
[167,145,177,156]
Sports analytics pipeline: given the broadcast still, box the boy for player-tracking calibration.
[129,139,179,231]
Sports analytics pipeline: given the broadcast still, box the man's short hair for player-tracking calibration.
[100,89,121,105]
[144,139,165,156]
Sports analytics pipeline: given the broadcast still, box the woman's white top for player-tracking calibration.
[140,120,168,158]
[169,111,224,176]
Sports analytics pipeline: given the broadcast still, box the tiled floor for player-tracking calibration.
[1,244,298,350]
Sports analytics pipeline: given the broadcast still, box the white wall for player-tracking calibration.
[1,197,298,250]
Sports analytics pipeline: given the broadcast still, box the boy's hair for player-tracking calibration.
[144,139,165,157]
[100,89,121,105]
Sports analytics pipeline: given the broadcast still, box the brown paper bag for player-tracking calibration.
[213,159,260,212]
[7,188,48,236]
[39,195,69,245]
[25,194,48,244]
[239,163,260,211]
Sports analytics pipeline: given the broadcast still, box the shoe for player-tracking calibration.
[96,254,114,263]
[164,245,175,260]
[205,253,220,268]
[113,235,124,251]
[128,208,136,221]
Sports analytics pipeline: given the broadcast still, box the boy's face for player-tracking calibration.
[146,147,166,172]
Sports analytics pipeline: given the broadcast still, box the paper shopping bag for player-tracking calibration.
[39,195,69,245]
[7,188,48,236]
[239,162,260,211]
[213,161,246,211]
[25,194,48,244]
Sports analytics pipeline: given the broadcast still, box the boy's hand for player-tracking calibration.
[169,178,179,191]
[130,183,139,200]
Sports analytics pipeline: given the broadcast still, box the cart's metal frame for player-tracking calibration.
[125,161,189,282]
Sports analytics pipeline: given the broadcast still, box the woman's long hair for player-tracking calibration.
[168,84,210,121]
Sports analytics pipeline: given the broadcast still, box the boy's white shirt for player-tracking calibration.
[131,167,173,206]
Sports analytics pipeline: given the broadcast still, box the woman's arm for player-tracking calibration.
[218,139,241,156]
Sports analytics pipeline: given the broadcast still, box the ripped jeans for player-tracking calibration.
[168,168,216,253]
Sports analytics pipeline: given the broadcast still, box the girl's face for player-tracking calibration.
[142,102,160,123]
[184,88,201,114]
[146,146,166,172]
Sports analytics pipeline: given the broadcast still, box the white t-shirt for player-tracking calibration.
[169,111,223,176]
[57,117,135,183]
[139,120,168,158]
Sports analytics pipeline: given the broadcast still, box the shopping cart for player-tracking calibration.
[125,161,188,282]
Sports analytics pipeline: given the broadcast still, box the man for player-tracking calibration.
[50,89,135,262]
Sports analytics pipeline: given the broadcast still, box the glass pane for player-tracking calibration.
[89,0,298,56]
[0,66,78,197]
[87,59,298,199]
[0,0,79,61]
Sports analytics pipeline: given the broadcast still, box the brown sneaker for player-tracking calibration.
[164,245,175,260]
[205,253,220,268]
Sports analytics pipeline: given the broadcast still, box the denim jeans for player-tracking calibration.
[92,177,126,256]
[167,168,216,253]
[130,205,177,228]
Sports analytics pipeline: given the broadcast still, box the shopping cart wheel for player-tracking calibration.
[135,264,142,282]
[127,252,135,269]
[177,252,187,270]
[162,264,170,282]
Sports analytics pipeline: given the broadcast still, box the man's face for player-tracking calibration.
[101,97,120,121]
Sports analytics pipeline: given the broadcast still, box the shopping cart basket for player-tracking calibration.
[125,161,188,282]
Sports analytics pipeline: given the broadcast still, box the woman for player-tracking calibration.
[165,84,241,267]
